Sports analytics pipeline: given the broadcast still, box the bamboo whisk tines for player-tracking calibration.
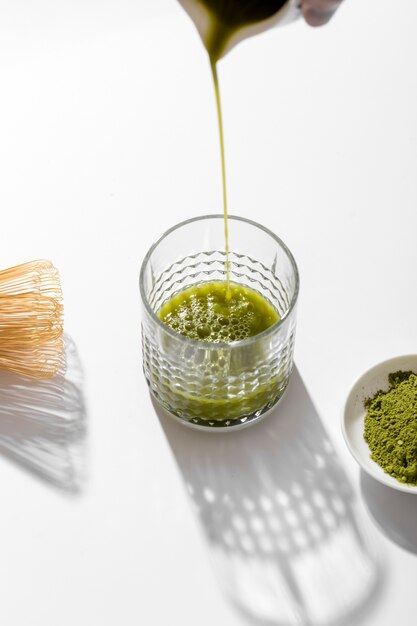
[0,260,64,379]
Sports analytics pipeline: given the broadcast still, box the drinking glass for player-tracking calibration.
[140,215,299,430]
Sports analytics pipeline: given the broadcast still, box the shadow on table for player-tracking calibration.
[0,335,87,494]
[360,471,417,555]
[154,367,383,626]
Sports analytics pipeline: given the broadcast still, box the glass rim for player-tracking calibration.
[139,214,299,349]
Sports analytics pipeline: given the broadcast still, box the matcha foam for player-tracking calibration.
[157,280,278,343]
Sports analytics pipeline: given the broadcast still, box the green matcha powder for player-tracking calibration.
[364,371,417,485]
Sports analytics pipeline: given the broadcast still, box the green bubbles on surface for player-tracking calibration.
[157,280,279,344]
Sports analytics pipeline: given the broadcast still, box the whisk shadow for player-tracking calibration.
[154,367,383,626]
[0,335,87,494]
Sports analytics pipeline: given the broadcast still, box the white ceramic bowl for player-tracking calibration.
[342,355,417,493]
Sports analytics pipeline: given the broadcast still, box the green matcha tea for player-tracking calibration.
[158,280,278,342]
[142,2,298,426]
[155,280,285,424]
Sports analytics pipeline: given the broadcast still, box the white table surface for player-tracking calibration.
[1,1,416,624]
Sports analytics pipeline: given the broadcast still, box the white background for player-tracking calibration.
[0,0,417,624]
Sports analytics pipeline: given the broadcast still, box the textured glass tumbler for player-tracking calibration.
[140,215,299,430]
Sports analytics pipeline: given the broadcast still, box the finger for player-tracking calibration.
[302,0,343,27]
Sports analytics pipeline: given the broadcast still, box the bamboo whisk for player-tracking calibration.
[0,260,64,379]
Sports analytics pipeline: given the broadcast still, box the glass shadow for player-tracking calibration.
[0,335,87,494]
[360,470,417,554]
[154,367,383,626]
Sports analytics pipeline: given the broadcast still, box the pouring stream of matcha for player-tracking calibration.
[178,0,299,295]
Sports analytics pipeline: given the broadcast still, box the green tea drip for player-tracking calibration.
[364,371,417,485]
[179,1,295,304]
[158,280,278,342]
[210,60,230,295]
[179,1,291,297]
